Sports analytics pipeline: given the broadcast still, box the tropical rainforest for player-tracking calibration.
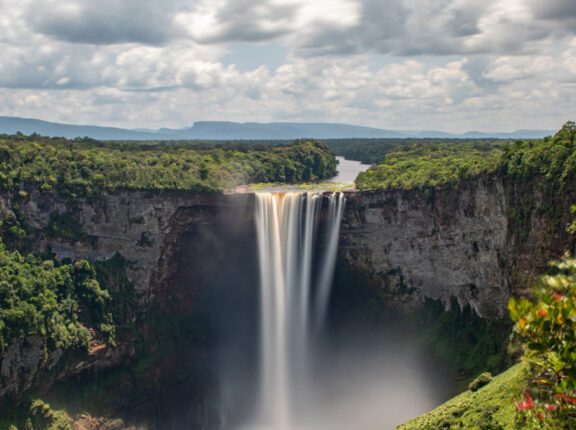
[0,135,337,194]
[0,123,575,429]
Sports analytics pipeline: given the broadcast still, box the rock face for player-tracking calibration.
[0,336,61,399]
[0,173,573,400]
[339,175,576,318]
[0,189,253,400]
[1,189,252,301]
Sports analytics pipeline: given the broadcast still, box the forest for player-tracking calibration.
[1,125,576,429]
[355,122,576,191]
[0,135,337,194]
[0,245,114,355]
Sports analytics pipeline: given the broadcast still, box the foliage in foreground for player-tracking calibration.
[0,242,114,352]
[0,136,337,194]
[509,256,576,429]
[0,399,72,430]
[0,397,138,430]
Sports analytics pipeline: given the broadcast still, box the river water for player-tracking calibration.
[328,157,371,185]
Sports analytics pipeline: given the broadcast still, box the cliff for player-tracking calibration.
[0,188,253,402]
[0,170,574,406]
[1,189,252,300]
[339,175,576,318]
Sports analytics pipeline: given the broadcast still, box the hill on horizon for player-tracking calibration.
[0,116,555,141]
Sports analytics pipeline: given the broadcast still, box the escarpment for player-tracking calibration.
[0,189,254,401]
[339,174,576,318]
[1,189,253,300]
[0,169,574,404]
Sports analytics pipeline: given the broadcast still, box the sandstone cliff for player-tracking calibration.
[0,189,252,400]
[0,172,573,401]
[339,175,576,318]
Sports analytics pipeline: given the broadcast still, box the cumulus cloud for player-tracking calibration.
[0,0,573,132]
[293,0,573,57]
[529,0,576,21]
[12,0,576,54]
[187,0,298,43]
[26,0,182,45]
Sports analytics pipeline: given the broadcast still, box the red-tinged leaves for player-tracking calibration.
[516,391,535,411]
[510,255,576,428]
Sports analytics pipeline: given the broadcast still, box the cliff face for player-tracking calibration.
[0,189,253,400]
[0,173,573,401]
[2,189,252,300]
[339,175,576,318]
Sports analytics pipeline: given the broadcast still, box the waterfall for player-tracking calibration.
[253,191,345,429]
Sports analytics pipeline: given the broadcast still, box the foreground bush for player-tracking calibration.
[509,256,576,429]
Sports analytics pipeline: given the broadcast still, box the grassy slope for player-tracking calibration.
[396,362,528,430]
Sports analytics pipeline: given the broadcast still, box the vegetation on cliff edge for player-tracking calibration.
[396,362,529,430]
[355,141,503,190]
[0,135,337,194]
[356,121,576,191]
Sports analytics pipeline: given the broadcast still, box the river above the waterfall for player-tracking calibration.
[328,157,371,185]
[231,156,370,193]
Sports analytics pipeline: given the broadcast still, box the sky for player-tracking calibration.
[0,0,574,132]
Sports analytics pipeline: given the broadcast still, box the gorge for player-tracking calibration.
[1,129,575,429]
[0,178,572,428]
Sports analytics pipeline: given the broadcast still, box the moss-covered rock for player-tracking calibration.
[468,372,493,392]
[396,362,529,430]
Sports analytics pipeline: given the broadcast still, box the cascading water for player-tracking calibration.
[253,192,345,430]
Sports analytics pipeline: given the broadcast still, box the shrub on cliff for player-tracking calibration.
[469,372,493,392]
[0,242,114,352]
[509,255,576,429]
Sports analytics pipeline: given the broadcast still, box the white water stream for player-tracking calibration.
[253,192,345,430]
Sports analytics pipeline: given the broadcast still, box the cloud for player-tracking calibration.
[0,50,572,133]
[196,0,297,43]
[14,0,576,56]
[0,0,573,133]
[0,42,109,89]
[529,0,576,21]
[292,0,576,57]
[26,0,181,45]
[291,0,502,57]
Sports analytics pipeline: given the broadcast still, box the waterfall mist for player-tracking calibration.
[163,192,456,430]
[235,191,451,430]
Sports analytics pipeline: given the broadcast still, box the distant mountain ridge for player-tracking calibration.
[0,116,555,140]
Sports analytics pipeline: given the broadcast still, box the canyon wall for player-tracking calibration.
[1,172,574,400]
[339,175,576,318]
[0,189,253,400]
[1,189,252,300]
